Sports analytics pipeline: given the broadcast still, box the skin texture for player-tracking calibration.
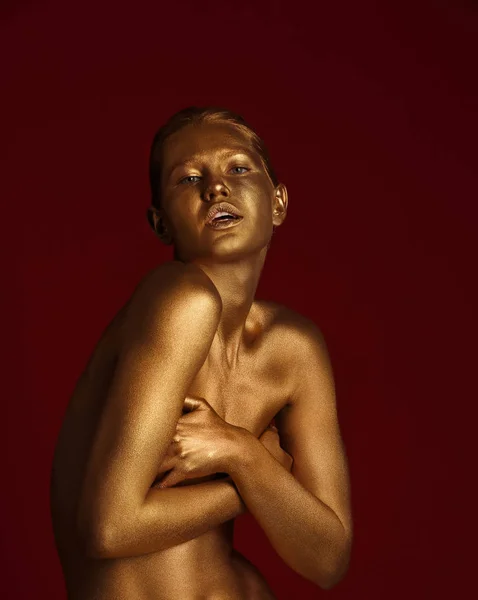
[50,121,352,599]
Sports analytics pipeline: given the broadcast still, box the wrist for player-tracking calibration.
[223,427,261,479]
[222,474,248,515]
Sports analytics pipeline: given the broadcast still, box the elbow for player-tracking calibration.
[318,567,347,591]
[317,558,350,591]
[77,510,119,560]
[317,531,352,591]
[83,523,117,560]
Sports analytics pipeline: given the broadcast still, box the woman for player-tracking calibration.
[50,106,352,599]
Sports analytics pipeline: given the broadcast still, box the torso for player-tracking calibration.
[50,263,298,600]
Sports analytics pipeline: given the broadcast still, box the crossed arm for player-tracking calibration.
[226,322,353,589]
[77,264,352,589]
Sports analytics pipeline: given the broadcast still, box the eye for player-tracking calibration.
[179,175,201,184]
[230,166,249,174]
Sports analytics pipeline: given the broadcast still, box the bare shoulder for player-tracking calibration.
[136,260,221,303]
[254,301,332,406]
[120,261,222,346]
[257,299,327,353]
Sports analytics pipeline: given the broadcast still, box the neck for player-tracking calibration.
[186,248,268,369]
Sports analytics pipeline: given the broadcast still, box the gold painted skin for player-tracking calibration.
[50,122,353,599]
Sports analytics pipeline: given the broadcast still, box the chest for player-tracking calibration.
[187,351,291,438]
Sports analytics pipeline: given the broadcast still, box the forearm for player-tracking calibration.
[228,433,350,589]
[93,476,245,559]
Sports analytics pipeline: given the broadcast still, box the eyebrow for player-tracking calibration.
[166,147,257,181]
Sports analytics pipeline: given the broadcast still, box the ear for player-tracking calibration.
[146,205,174,245]
[272,183,288,227]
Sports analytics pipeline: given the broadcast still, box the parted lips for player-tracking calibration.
[205,202,243,224]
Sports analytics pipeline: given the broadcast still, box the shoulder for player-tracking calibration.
[258,300,331,375]
[137,261,222,307]
[121,262,222,345]
[258,300,327,350]
[262,303,335,408]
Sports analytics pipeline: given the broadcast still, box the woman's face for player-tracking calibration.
[157,121,286,263]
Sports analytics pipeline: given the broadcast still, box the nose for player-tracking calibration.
[202,177,230,203]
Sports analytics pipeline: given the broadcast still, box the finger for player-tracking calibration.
[259,423,278,435]
[177,410,220,428]
[263,426,278,436]
[284,453,294,471]
[176,412,200,428]
[157,469,185,489]
[157,452,178,473]
[260,428,280,442]
[182,395,208,413]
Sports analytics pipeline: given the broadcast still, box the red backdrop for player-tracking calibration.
[2,0,476,598]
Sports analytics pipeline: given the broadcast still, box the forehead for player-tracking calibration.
[161,122,258,168]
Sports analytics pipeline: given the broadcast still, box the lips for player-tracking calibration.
[205,202,243,225]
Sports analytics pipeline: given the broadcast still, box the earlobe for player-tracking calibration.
[148,206,173,245]
[146,206,156,231]
[157,218,174,246]
[272,183,288,226]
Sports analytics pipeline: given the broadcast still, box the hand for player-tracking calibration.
[259,424,294,472]
[157,395,244,489]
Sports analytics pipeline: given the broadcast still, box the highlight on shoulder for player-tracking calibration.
[267,302,329,358]
[120,261,223,347]
[138,261,222,308]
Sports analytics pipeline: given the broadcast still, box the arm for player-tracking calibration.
[139,426,292,539]
[225,321,353,590]
[77,263,243,559]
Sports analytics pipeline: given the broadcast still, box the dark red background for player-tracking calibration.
[2,1,477,598]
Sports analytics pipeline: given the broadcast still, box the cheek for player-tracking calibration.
[167,196,198,231]
[235,178,274,214]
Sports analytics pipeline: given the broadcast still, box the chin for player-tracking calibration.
[177,232,271,262]
[212,243,269,262]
